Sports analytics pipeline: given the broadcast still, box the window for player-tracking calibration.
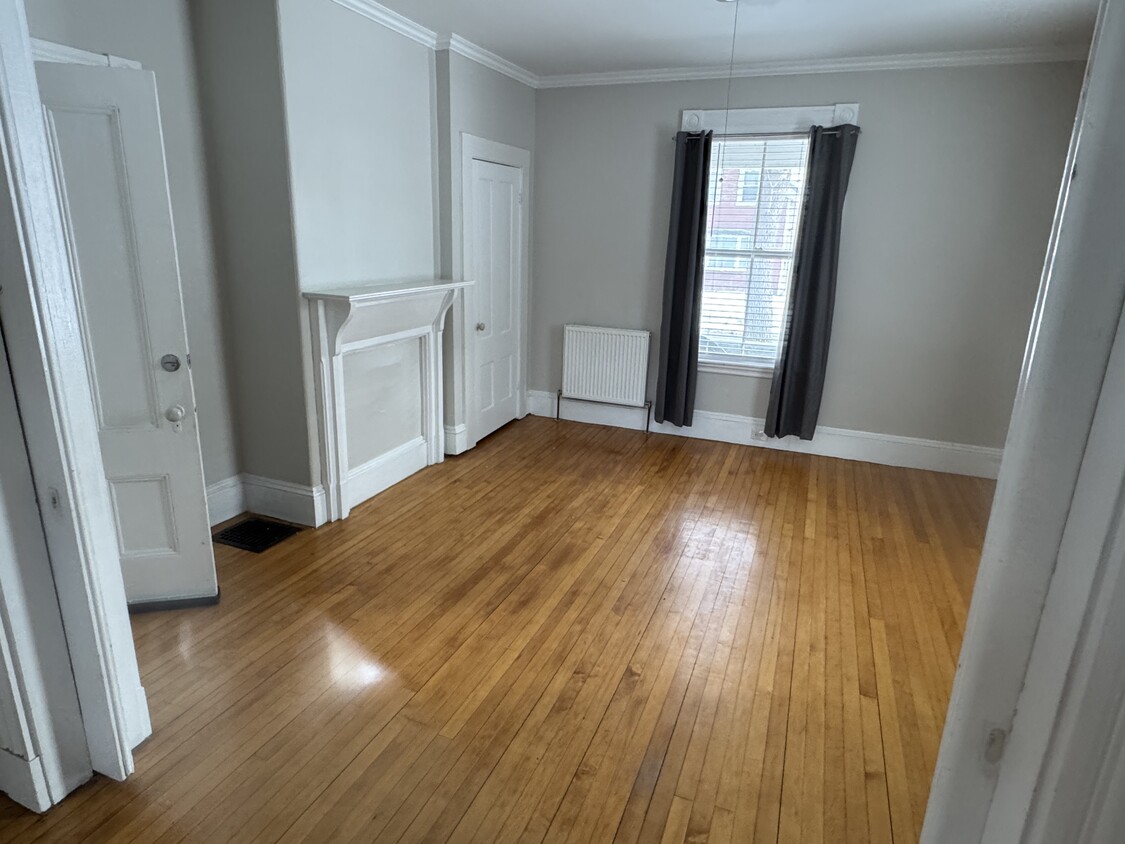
[700,135,810,370]
[704,231,752,270]
[736,168,761,205]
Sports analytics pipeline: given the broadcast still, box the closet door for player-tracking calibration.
[468,158,523,439]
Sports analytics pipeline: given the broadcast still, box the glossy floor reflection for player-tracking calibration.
[0,417,994,843]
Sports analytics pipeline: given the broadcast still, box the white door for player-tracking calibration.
[468,159,523,439]
[36,63,217,605]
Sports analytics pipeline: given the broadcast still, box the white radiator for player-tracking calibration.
[562,325,651,408]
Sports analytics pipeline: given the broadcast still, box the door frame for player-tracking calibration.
[1005,301,1125,842]
[458,133,531,447]
[0,324,92,811]
[922,0,1125,838]
[0,0,149,791]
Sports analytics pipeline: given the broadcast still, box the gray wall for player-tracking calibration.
[26,0,239,485]
[192,0,311,486]
[278,0,439,290]
[532,63,1084,448]
[28,2,1071,472]
[436,50,536,278]
[434,50,536,436]
[275,0,446,488]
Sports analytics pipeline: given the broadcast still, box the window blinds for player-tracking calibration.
[701,135,811,367]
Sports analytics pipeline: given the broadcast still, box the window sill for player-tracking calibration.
[698,360,775,379]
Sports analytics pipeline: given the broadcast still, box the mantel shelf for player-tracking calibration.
[303,279,473,304]
[304,280,474,359]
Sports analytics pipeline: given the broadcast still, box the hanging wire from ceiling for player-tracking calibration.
[722,0,741,140]
[713,0,742,217]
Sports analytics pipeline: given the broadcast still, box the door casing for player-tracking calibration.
[922,0,1125,838]
[0,6,149,797]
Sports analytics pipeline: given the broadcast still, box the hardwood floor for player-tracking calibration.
[0,417,994,843]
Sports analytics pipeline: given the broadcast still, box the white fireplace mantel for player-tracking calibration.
[305,279,472,522]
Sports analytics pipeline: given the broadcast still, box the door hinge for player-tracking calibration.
[518,191,524,206]
[186,352,191,368]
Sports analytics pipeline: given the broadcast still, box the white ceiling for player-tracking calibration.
[373,0,1097,78]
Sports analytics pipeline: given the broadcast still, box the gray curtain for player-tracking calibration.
[655,130,713,427]
[765,124,860,440]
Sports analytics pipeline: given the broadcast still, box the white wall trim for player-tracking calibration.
[206,474,329,528]
[205,476,246,527]
[1,0,147,793]
[242,474,327,528]
[328,3,1087,91]
[444,424,469,455]
[210,460,441,528]
[683,103,859,133]
[29,38,141,70]
[329,0,438,49]
[924,0,1125,838]
[331,1,538,87]
[345,437,428,510]
[304,283,466,522]
[536,44,1090,89]
[995,298,1125,842]
[0,750,53,813]
[698,360,773,379]
[531,390,1002,479]
[437,34,539,88]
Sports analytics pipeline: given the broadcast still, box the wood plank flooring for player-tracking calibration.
[0,417,994,843]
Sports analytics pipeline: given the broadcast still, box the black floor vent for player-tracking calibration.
[213,517,301,553]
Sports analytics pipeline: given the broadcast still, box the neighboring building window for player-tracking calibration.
[700,135,810,369]
[736,168,761,204]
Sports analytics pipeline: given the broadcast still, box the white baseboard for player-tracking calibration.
[527,390,556,418]
[240,474,328,527]
[205,475,246,526]
[346,438,428,510]
[0,748,53,813]
[533,390,1002,479]
[444,423,471,455]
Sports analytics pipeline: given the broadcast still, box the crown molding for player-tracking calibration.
[331,0,537,87]
[535,44,1090,89]
[326,2,1088,92]
[330,0,437,49]
[436,34,539,89]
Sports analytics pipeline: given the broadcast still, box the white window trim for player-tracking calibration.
[698,359,775,379]
[681,102,859,134]
[685,103,859,375]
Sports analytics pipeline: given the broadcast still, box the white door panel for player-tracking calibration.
[36,63,217,604]
[469,159,522,438]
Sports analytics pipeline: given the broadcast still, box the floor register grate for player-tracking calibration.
[213,517,301,553]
